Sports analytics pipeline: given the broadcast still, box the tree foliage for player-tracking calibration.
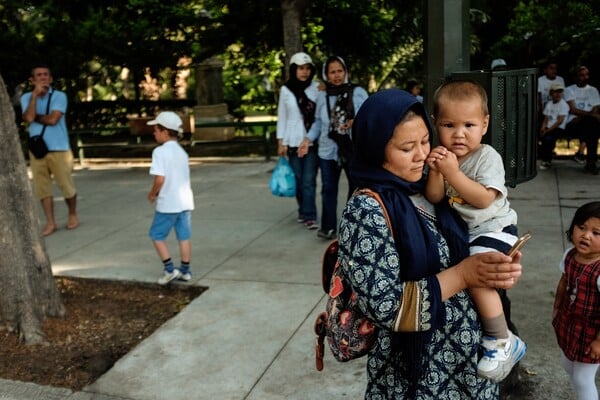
[481,0,600,84]
[2,0,597,114]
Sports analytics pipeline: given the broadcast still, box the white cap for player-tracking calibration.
[147,111,183,133]
[290,52,313,66]
[491,58,507,70]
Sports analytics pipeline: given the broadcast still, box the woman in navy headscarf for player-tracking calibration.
[338,88,522,399]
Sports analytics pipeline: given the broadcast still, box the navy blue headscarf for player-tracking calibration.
[350,88,469,381]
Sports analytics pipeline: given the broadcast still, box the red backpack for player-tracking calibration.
[314,189,393,371]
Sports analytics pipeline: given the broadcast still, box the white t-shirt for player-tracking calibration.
[538,75,565,106]
[564,84,600,123]
[543,98,570,130]
[149,140,194,213]
[445,144,517,237]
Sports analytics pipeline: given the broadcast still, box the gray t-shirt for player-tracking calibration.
[444,144,517,237]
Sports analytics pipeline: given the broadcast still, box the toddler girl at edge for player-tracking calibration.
[553,201,600,400]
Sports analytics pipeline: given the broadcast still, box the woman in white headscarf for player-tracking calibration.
[276,52,320,228]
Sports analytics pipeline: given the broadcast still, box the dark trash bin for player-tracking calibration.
[451,68,538,187]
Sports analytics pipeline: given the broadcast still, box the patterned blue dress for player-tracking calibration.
[338,193,498,399]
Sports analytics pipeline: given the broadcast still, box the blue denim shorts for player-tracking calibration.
[149,211,192,241]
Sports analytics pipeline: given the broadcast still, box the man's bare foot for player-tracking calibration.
[67,215,79,230]
[42,224,57,236]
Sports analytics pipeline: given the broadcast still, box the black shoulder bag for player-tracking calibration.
[28,91,53,159]
[326,87,355,166]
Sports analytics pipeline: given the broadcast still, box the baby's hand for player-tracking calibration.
[587,339,600,361]
[426,146,448,169]
[428,146,448,159]
[434,150,459,175]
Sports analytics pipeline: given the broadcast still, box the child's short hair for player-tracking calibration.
[542,59,558,69]
[160,126,180,137]
[566,201,600,242]
[433,80,489,118]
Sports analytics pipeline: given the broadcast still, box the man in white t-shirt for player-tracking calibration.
[539,82,570,170]
[564,66,600,175]
[537,60,565,114]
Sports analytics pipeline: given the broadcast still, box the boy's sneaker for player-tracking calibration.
[305,220,318,230]
[574,153,586,164]
[477,330,527,382]
[297,215,305,223]
[158,269,180,285]
[317,229,336,240]
[177,269,192,282]
[539,161,551,170]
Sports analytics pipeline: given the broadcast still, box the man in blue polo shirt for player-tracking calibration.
[21,64,78,236]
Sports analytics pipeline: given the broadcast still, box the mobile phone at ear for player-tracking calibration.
[506,232,532,257]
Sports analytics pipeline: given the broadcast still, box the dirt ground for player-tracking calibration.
[0,276,206,391]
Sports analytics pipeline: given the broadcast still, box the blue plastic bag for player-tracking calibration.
[270,157,296,197]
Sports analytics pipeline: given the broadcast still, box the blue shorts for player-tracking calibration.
[149,211,192,241]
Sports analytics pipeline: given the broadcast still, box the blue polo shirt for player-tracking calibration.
[21,88,70,151]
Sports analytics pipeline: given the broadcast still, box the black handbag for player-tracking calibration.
[28,135,49,159]
[28,92,52,159]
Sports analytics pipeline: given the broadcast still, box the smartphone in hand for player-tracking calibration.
[506,232,532,257]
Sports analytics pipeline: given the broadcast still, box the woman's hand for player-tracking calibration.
[438,251,522,301]
[277,140,287,157]
[297,138,311,157]
[462,251,522,289]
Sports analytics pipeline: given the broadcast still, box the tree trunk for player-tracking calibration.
[0,74,65,344]
[281,0,310,81]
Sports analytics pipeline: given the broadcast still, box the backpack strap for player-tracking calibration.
[354,188,394,236]
[315,188,393,372]
[314,312,327,371]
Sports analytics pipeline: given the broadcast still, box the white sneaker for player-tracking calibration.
[158,269,180,285]
[177,270,192,282]
[477,330,527,382]
[539,161,551,170]
[574,153,586,165]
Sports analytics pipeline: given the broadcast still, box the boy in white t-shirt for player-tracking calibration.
[539,83,570,170]
[146,112,195,284]
[537,60,565,113]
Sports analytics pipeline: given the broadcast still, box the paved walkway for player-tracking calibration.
[0,156,599,400]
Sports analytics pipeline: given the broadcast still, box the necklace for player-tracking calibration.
[415,205,437,224]
[568,261,587,304]
[410,195,437,224]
